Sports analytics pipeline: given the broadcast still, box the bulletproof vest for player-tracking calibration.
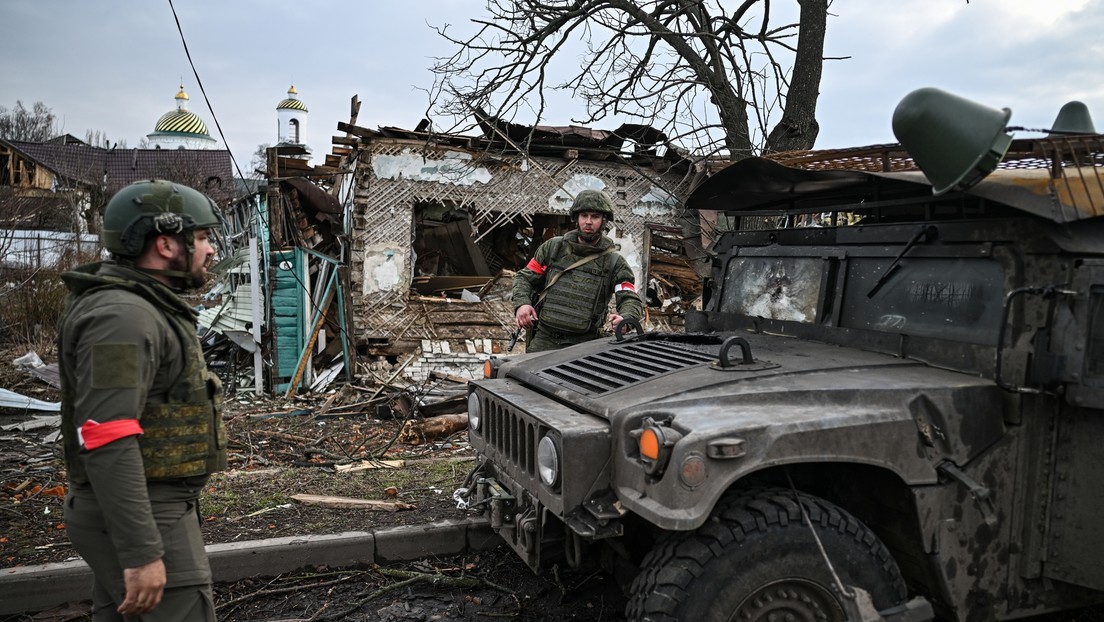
[537,242,614,334]
[60,275,227,484]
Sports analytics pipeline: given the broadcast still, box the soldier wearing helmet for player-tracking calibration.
[58,180,224,621]
[512,189,643,352]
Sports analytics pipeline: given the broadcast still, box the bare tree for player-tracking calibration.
[0,101,58,142]
[84,129,127,150]
[429,0,828,160]
[250,143,271,179]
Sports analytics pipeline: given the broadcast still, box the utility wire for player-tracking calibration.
[165,0,356,388]
[167,0,247,185]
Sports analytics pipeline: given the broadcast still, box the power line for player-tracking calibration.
[165,0,355,389]
[166,0,246,184]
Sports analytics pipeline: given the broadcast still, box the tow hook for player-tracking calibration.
[478,477,516,529]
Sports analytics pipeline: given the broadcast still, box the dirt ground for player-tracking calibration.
[0,346,626,621]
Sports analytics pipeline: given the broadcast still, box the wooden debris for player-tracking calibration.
[399,414,469,445]
[290,494,416,511]
[418,394,467,417]
[428,370,470,384]
[334,459,406,474]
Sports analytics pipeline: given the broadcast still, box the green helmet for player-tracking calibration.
[569,190,614,220]
[101,179,222,257]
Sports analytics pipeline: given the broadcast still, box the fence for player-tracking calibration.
[0,229,103,270]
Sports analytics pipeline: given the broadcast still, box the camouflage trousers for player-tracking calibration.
[526,325,600,352]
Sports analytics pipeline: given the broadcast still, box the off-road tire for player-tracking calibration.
[625,487,908,622]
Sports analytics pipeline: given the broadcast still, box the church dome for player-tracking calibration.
[277,85,309,112]
[153,108,210,136]
[152,85,210,137]
[147,84,217,149]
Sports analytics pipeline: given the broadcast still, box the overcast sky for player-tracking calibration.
[2,0,1100,173]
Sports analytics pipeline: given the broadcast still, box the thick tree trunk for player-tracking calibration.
[765,0,827,153]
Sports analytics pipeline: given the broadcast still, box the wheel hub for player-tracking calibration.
[730,578,846,622]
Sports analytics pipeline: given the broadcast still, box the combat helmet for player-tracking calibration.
[101,179,222,257]
[569,190,615,220]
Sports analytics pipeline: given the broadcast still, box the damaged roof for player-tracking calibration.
[338,110,692,173]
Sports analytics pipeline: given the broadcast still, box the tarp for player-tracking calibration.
[0,388,60,412]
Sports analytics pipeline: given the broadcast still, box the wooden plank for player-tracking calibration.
[334,459,406,473]
[291,494,415,511]
[337,121,380,139]
[411,275,493,296]
[419,220,491,276]
[285,276,337,397]
[331,135,359,146]
[331,147,352,156]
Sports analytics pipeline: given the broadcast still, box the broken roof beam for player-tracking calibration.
[337,121,382,139]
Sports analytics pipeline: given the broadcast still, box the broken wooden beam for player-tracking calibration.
[398,414,469,445]
[291,494,415,511]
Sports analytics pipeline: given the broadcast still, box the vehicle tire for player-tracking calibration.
[625,487,907,622]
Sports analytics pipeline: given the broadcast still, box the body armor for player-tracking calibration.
[60,269,226,484]
[536,239,615,334]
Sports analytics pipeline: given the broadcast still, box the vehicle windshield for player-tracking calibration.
[718,256,823,322]
[718,254,1005,345]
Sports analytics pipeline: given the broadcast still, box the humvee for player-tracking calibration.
[459,96,1104,621]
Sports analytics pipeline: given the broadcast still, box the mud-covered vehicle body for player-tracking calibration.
[462,133,1104,621]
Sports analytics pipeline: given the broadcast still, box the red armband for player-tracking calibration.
[78,419,144,450]
[526,258,547,275]
[615,281,636,293]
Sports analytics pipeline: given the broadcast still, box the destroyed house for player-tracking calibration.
[324,115,702,383]
[0,137,232,268]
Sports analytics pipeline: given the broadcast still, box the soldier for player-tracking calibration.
[59,179,225,621]
[512,189,643,352]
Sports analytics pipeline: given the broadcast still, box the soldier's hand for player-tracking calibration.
[516,304,538,329]
[608,313,624,329]
[118,558,166,616]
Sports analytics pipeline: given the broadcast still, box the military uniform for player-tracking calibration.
[59,261,225,622]
[512,230,642,352]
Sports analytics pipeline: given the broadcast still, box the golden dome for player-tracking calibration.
[277,85,308,112]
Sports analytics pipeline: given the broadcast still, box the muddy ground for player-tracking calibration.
[0,348,626,621]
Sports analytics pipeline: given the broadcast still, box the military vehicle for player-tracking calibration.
[457,89,1104,621]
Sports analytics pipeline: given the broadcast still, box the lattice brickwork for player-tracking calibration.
[348,138,694,345]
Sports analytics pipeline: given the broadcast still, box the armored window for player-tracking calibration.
[840,257,1004,345]
[718,256,824,323]
[1088,288,1104,378]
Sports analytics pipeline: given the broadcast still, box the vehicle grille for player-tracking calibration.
[535,341,715,396]
[474,391,542,478]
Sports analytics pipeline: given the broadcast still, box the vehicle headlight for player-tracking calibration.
[467,392,482,431]
[537,435,561,488]
[483,357,500,379]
